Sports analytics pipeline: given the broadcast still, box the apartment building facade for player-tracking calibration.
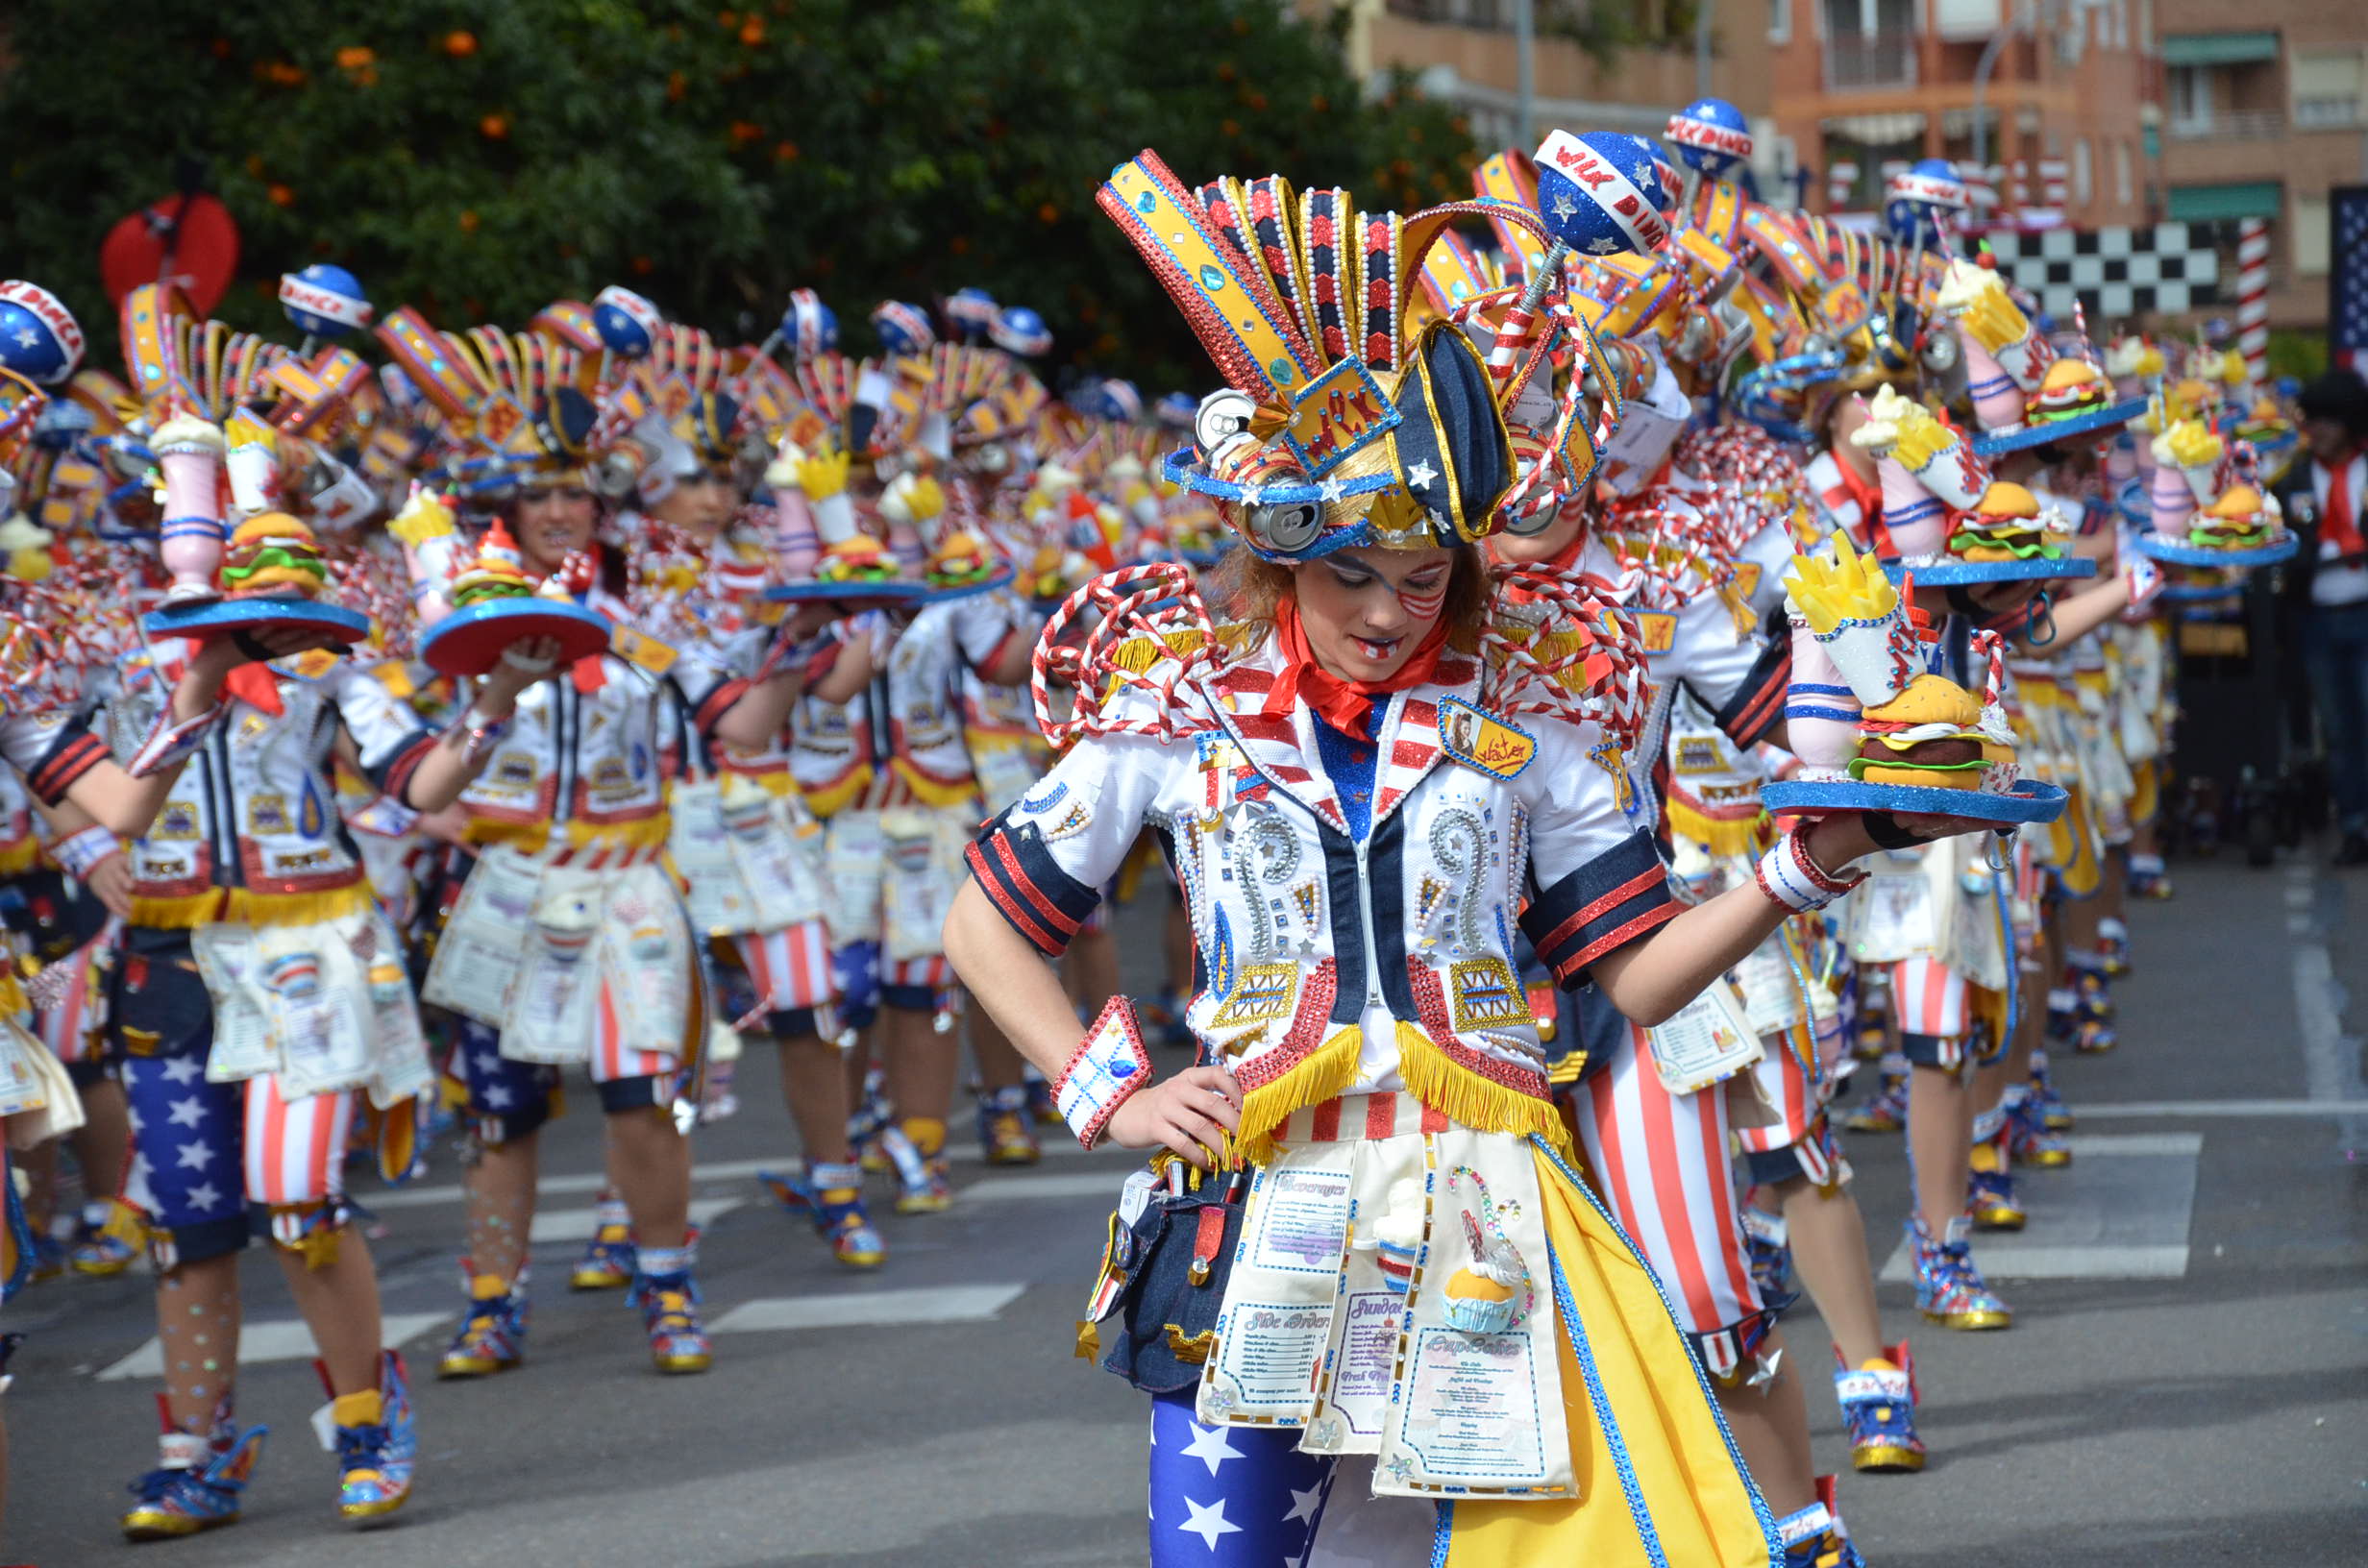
[2157,0,2367,327]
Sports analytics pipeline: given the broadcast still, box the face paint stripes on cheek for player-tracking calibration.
[1395,581,1446,620]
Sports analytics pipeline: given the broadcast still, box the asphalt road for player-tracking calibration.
[4,848,2363,1566]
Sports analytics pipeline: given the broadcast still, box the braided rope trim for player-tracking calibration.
[1478,563,1651,749]
[1029,562,1228,749]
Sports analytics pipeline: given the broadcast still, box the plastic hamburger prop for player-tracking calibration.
[1763,532,2064,825]
[416,516,611,677]
[143,509,371,643]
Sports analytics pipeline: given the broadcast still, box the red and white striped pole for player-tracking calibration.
[2236,217,2271,385]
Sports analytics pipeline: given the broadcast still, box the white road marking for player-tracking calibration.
[709,1283,1027,1335]
[961,1171,1129,1201]
[97,1311,450,1383]
[359,1140,1098,1212]
[529,1195,743,1244]
[2075,1099,2368,1119]
[2285,865,2368,1147]
[1878,1133,2202,1284]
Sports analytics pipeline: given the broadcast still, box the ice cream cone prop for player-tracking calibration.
[1850,389,1949,560]
[388,482,463,625]
[153,413,227,604]
[1956,335,2026,431]
[1784,614,1862,780]
[2147,451,2196,536]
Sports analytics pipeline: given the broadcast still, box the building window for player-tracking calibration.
[2294,196,2331,278]
[1770,0,1790,44]
[2138,0,2152,52]
[2114,139,2133,205]
[2293,51,2365,130]
[2073,137,2091,206]
[2168,65,2213,135]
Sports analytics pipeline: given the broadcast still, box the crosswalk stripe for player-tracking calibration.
[359,1140,1097,1213]
[708,1283,1027,1335]
[529,1195,743,1245]
[96,1312,451,1383]
[961,1171,1126,1201]
[1878,1131,2203,1284]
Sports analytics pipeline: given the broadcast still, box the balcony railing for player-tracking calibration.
[1825,33,1918,92]
[2164,109,2286,140]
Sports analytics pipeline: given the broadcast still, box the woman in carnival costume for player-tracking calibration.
[947,146,2004,1568]
[628,378,889,1269]
[774,300,1039,1213]
[1466,191,1907,1529]
[7,286,560,1535]
[382,304,789,1382]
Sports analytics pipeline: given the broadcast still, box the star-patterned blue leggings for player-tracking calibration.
[1148,1388,1338,1566]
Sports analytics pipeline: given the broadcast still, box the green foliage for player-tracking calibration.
[2266,329,2330,386]
[0,0,1474,390]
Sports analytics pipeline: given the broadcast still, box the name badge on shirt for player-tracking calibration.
[1437,698,1535,781]
[608,625,678,675]
[1632,610,1678,655]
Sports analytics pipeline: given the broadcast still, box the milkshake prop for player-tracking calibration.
[761,440,926,607]
[416,516,610,676]
[1764,532,2065,825]
[2134,420,2296,570]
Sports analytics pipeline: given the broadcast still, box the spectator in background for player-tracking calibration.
[2282,370,2368,865]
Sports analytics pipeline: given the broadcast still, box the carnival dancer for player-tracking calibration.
[948,144,2008,1568]
[25,405,539,1537]
[407,379,786,1380]
[628,391,889,1267]
[782,460,1035,1213]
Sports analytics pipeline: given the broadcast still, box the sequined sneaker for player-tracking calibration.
[571,1195,636,1289]
[896,1155,954,1214]
[1966,1162,2027,1231]
[2028,1056,2075,1131]
[760,1162,886,1267]
[632,1270,712,1374]
[977,1086,1042,1166]
[1841,1074,1908,1134]
[70,1198,144,1276]
[2005,1090,2071,1167]
[1776,1482,1868,1568]
[321,1350,416,1522]
[2127,856,2173,899]
[437,1271,528,1378]
[1835,1345,1924,1473]
[849,1069,895,1174]
[2070,966,2117,1053]
[122,1426,267,1540]
[1911,1216,2012,1330]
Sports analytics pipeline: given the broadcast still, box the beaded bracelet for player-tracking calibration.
[1754,824,1867,914]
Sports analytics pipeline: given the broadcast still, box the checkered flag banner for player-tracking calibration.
[2333,185,2368,374]
[1978,223,2227,326]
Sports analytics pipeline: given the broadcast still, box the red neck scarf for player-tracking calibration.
[1263,596,1450,738]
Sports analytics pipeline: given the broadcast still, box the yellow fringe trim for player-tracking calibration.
[1664,795,1769,862]
[463,813,672,858]
[0,836,40,876]
[710,766,798,798]
[131,880,376,931]
[1394,1022,1577,1162]
[889,758,981,811]
[801,764,875,821]
[1234,1024,1368,1165]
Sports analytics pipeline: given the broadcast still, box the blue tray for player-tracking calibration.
[143,597,371,644]
[1761,777,2068,825]
[1880,556,2098,585]
[418,597,613,677]
[2134,532,2298,570]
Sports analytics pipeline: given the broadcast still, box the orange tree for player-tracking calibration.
[0,0,1472,388]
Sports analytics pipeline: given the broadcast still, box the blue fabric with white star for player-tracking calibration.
[450,1018,670,1145]
[1147,1388,1336,1566]
[112,939,252,1263]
